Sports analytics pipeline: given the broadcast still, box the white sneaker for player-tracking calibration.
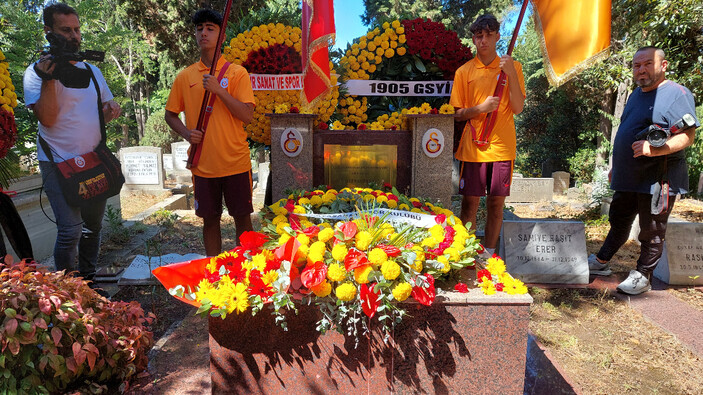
[588,254,612,276]
[616,270,651,295]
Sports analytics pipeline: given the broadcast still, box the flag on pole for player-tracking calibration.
[532,0,611,86]
[301,0,335,107]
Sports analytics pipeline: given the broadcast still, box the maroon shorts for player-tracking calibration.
[193,171,253,218]
[459,161,513,197]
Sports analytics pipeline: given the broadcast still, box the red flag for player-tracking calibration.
[301,0,335,107]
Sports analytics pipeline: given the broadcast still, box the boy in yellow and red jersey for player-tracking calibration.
[450,14,526,258]
[165,8,256,256]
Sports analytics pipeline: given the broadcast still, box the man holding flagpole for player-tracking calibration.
[450,14,525,259]
[165,8,255,256]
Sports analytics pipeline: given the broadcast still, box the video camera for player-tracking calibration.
[635,114,696,148]
[35,32,105,89]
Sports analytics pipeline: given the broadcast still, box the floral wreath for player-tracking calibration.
[0,50,18,159]
[224,23,339,145]
[336,19,472,129]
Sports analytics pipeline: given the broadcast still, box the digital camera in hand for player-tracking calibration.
[635,113,696,148]
[35,32,105,89]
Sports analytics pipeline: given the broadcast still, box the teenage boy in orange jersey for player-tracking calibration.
[165,9,256,256]
[450,14,525,258]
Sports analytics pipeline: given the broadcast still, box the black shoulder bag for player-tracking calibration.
[38,64,124,207]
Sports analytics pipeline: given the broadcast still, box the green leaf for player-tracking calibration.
[413,56,426,73]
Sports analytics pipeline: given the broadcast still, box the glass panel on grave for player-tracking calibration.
[323,144,397,189]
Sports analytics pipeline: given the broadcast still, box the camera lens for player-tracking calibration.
[647,129,668,148]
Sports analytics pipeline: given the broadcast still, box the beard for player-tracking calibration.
[64,40,80,53]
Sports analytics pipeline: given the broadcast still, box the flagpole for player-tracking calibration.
[476,0,529,145]
[186,0,235,169]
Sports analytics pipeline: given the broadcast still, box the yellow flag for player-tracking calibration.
[532,0,611,86]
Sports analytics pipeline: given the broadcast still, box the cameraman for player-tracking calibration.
[589,46,699,294]
[23,3,121,285]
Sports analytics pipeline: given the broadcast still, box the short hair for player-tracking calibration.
[43,3,79,29]
[192,8,223,27]
[635,45,666,60]
[470,14,500,35]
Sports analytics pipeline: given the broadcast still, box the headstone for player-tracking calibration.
[653,221,703,285]
[170,141,192,183]
[163,153,174,174]
[698,172,703,195]
[500,220,589,284]
[119,146,165,191]
[506,178,554,203]
[552,171,570,195]
[118,253,205,285]
[513,173,523,178]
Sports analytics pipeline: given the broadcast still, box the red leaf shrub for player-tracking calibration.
[0,257,155,393]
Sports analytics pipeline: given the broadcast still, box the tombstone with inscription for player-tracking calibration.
[506,178,554,203]
[501,220,589,284]
[653,221,703,285]
[170,141,192,183]
[119,146,166,192]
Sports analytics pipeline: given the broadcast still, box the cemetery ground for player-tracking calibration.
[100,192,703,394]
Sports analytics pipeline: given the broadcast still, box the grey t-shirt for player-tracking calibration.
[611,81,699,195]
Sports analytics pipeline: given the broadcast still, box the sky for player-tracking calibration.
[333,0,368,50]
[331,0,532,52]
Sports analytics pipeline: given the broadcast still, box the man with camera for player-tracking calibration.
[589,46,699,294]
[165,9,255,256]
[23,3,121,284]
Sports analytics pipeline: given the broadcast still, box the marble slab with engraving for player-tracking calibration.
[120,146,165,190]
[119,253,205,285]
[170,141,193,182]
[506,178,554,203]
[501,220,589,284]
[163,153,174,173]
[552,171,570,195]
[653,222,703,285]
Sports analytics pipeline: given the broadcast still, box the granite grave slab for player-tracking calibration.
[501,220,589,284]
[506,178,554,203]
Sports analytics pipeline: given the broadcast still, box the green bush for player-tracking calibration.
[568,147,598,185]
[685,105,703,196]
[1,258,155,394]
[140,109,181,152]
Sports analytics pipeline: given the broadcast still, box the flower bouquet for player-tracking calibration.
[154,188,527,338]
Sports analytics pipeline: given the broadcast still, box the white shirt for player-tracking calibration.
[23,62,113,162]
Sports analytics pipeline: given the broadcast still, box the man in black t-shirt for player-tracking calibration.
[588,46,699,295]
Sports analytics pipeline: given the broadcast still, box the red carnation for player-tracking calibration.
[477,269,492,283]
[495,283,505,292]
[318,122,329,130]
[289,106,299,113]
[357,123,367,130]
[430,108,439,114]
[454,283,469,293]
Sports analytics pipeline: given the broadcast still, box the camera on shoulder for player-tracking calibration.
[635,114,696,148]
[33,32,105,89]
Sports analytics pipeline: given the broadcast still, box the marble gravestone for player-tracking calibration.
[501,220,589,284]
[506,178,554,203]
[552,171,570,195]
[162,153,174,176]
[170,141,192,182]
[119,146,165,192]
[653,222,703,286]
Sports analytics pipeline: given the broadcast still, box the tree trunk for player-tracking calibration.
[597,87,616,166]
[608,79,631,168]
[121,124,129,147]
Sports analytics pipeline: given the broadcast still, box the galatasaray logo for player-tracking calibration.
[421,128,444,158]
[220,77,229,89]
[74,155,86,168]
[281,128,303,157]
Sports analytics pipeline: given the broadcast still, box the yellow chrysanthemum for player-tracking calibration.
[486,257,506,276]
[296,233,310,246]
[353,265,373,284]
[480,279,496,295]
[392,282,412,301]
[327,263,347,282]
[317,227,334,243]
[368,248,388,265]
[331,243,348,262]
[381,260,401,280]
[444,247,460,262]
[387,199,398,209]
[335,283,357,301]
[355,231,373,251]
[311,281,332,297]
[437,255,451,273]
